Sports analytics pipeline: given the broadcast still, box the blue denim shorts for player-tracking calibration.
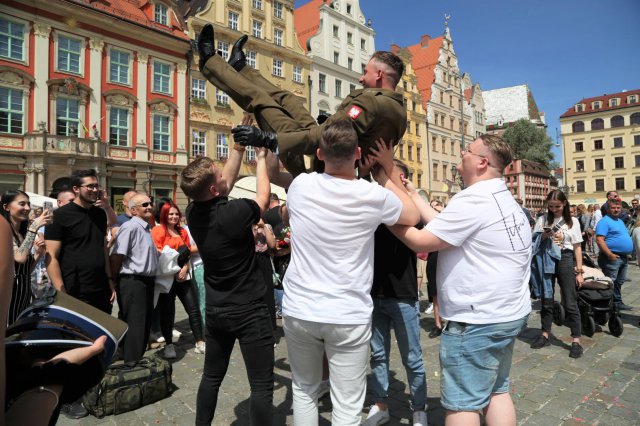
[439,315,528,412]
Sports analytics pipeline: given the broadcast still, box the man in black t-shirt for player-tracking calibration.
[180,141,272,425]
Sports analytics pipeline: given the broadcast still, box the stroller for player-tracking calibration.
[553,256,624,337]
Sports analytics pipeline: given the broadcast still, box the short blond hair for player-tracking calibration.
[479,134,513,171]
[180,157,216,201]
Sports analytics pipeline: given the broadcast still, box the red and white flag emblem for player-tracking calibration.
[347,106,363,120]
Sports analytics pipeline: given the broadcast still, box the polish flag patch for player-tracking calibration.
[347,106,363,120]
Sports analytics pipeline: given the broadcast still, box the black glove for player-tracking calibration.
[197,24,216,72]
[232,125,278,152]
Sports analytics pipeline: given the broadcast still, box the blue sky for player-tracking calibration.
[294,0,640,163]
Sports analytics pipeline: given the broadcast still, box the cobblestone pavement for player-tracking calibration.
[60,259,640,425]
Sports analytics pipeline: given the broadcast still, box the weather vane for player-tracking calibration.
[444,14,451,27]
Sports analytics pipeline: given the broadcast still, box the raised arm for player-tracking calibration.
[254,147,271,216]
[223,116,255,196]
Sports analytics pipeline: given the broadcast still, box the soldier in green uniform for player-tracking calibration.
[196,24,407,177]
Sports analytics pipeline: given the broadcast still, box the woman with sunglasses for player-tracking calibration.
[1,190,52,324]
[530,190,584,358]
[151,201,205,358]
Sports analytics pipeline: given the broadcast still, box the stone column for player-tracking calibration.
[35,167,46,195]
[136,51,149,159]
[176,63,188,166]
[23,166,36,193]
[89,38,104,135]
[33,22,51,130]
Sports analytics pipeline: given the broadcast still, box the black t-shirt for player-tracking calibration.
[187,197,265,307]
[45,202,108,295]
[371,224,420,299]
[263,205,284,236]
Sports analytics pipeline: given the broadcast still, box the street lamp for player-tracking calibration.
[446,164,461,198]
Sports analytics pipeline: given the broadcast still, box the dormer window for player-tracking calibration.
[629,95,638,104]
[593,101,601,109]
[155,3,168,26]
[610,98,619,107]
[575,103,584,112]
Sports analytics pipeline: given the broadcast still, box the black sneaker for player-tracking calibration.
[530,334,550,349]
[617,303,634,311]
[61,401,89,419]
[569,342,583,359]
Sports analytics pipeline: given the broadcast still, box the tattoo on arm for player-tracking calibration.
[15,231,36,260]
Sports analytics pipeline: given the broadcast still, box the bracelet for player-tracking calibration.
[233,144,246,152]
[28,229,38,234]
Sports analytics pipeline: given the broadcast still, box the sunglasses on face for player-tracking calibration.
[136,202,153,208]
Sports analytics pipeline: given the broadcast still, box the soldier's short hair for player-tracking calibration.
[478,134,513,172]
[371,51,404,86]
[180,156,216,201]
[319,119,357,165]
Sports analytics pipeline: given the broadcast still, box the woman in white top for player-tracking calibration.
[531,190,585,358]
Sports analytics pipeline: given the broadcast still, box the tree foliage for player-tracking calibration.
[501,119,554,168]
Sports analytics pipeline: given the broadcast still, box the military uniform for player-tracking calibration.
[202,55,407,175]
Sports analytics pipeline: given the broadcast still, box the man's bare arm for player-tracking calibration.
[389,225,451,253]
[109,253,124,285]
[254,147,271,216]
[266,150,293,189]
[45,240,65,292]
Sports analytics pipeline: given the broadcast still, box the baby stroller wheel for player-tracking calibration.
[582,314,596,337]
[553,301,565,326]
[608,315,624,337]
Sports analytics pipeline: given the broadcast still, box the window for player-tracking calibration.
[416,123,420,136]
[631,113,640,125]
[615,177,625,191]
[360,38,366,49]
[109,107,129,146]
[247,51,257,69]
[0,18,25,61]
[594,158,604,170]
[252,0,262,9]
[591,118,604,130]
[154,3,168,25]
[272,59,282,77]
[273,2,283,19]
[593,101,601,109]
[572,121,584,132]
[216,133,228,159]
[56,98,79,136]
[333,52,339,64]
[576,180,585,193]
[153,115,170,151]
[416,145,421,160]
[637,176,640,190]
[153,61,171,94]
[635,135,640,146]
[636,155,640,168]
[576,160,584,171]
[109,49,130,84]
[347,32,353,44]
[614,157,624,168]
[333,25,339,38]
[442,165,448,180]
[349,84,356,92]
[347,58,353,70]
[613,137,623,148]
[441,140,446,153]
[575,104,583,112]
[347,4,352,14]
[0,87,23,134]
[594,139,603,150]
[406,121,411,134]
[595,179,605,192]
[630,95,638,104]
[228,12,239,31]
[611,115,624,128]
[318,73,326,93]
[191,78,206,99]
[246,146,256,162]
[432,163,438,181]
[432,136,437,152]
[611,98,619,107]
[293,65,302,83]
[252,20,263,38]
[217,41,229,60]
[58,35,82,74]
[192,130,206,157]
[361,63,366,74]
[215,89,229,106]
[274,28,283,46]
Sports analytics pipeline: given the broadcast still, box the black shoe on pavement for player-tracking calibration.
[530,334,550,349]
[428,326,442,339]
[617,303,634,311]
[61,401,89,419]
[197,24,217,71]
[228,34,248,71]
[569,342,583,359]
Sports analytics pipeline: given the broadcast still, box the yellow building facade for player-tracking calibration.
[185,0,311,179]
[560,89,640,204]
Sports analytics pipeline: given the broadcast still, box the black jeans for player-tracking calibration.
[117,275,154,363]
[157,279,204,344]
[540,250,582,337]
[196,301,274,425]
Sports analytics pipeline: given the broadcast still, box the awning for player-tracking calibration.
[228,177,287,202]
[25,192,58,209]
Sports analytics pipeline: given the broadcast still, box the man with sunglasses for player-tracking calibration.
[45,169,116,419]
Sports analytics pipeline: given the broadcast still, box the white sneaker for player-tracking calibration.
[172,329,182,339]
[164,344,177,359]
[413,410,427,426]
[424,304,434,315]
[194,341,206,354]
[156,336,165,343]
[364,405,390,426]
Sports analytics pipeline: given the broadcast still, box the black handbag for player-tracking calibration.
[176,245,191,268]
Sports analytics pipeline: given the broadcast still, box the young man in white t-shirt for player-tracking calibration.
[392,134,532,426]
[282,119,419,426]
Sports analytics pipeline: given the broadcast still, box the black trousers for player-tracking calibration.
[156,279,204,344]
[196,301,274,425]
[117,275,154,363]
[540,250,582,337]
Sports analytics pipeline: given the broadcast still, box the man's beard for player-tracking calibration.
[79,191,97,205]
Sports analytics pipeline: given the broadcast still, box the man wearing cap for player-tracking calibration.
[110,194,159,364]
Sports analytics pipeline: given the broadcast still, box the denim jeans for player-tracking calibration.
[196,301,274,425]
[598,253,628,305]
[370,298,426,411]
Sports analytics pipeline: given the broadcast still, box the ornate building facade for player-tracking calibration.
[482,84,545,135]
[0,0,191,209]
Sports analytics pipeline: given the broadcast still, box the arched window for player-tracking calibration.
[572,121,584,133]
[630,112,640,125]
[611,115,624,128]
[591,118,604,130]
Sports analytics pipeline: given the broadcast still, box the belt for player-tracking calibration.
[119,273,154,281]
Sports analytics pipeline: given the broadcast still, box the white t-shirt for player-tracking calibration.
[533,215,583,250]
[426,178,532,324]
[282,173,403,324]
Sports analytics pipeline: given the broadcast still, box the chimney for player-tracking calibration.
[390,43,400,55]
[421,34,430,48]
